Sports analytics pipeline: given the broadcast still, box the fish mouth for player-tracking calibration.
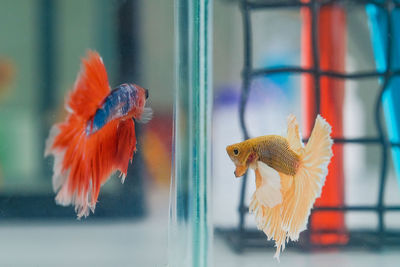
[234,165,248,177]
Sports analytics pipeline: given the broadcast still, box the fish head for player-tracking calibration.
[226,141,257,177]
[128,83,147,111]
[121,83,152,123]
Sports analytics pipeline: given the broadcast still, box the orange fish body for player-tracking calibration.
[45,51,152,218]
[226,115,333,260]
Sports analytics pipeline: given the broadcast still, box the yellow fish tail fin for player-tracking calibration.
[281,115,333,240]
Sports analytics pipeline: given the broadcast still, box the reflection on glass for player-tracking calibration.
[169,0,212,266]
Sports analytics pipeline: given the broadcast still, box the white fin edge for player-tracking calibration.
[138,107,153,124]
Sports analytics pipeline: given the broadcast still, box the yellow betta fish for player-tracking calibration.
[226,115,333,260]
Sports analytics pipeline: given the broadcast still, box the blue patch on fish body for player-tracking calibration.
[86,83,138,135]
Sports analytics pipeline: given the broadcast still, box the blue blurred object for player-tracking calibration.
[366,3,400,186]
[259,54,297,97]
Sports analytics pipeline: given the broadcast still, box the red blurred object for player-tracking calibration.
[142,114,173,186]
[301,4,348,245]
[0,57,15,100]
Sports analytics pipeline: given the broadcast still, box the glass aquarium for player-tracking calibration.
[0,0,400,266]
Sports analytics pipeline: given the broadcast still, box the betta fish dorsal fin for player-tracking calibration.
[286,114,304,154]
[67,50,110,120]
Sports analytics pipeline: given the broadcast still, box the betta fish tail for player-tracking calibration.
[45,51,137,218]
[281,115,333,240]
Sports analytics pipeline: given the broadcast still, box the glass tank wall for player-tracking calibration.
[169,0,212,266]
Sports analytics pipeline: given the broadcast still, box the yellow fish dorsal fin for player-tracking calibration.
[286,114,304,154]
[255,161,282,208]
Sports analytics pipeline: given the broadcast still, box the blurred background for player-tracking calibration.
[0,0,400,266]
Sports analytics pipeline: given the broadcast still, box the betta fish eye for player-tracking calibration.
[233,148,239,155]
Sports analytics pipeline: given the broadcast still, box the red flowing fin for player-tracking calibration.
[47,117,136,218]
[45,51,137,218]
[114,119,137,178]
[87,119,136,208]
[67,50,110,120]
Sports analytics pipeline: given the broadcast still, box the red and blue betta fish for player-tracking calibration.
[45,51,152,218]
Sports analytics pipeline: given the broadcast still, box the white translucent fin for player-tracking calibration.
[256,161,282,208]
[46,124,94,219]
[119,172,127,184]
[44,125,60,157]
[44,125,68,192]
[286,114,304,154]
[55,183,93,219]
[138,107,153,124]
[281,115,333,240]
[51,151,68,192]
[249,184,286,261]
